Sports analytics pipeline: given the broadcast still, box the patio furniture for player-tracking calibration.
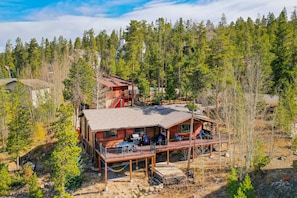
[130,134,142,144]
[116,141,136,153]
[175,133,183,141]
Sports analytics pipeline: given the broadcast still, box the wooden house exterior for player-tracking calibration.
[79,104,227,185]
[97,76,133,108]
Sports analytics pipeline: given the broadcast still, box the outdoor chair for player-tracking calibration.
[175,133,182,141]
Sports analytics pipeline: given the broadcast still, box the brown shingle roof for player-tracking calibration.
[98,76,131,88]
[0,78,17,86]
[83,105,213,132]
[19,79,50,89]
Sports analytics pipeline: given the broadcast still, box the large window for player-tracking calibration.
[134,128,145,135]
[179,124,190,133]
[104,129,118,138]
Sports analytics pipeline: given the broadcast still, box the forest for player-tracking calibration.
[1,7,297,197]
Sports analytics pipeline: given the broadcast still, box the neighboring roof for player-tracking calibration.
[19,79,51,89]
[0,78,17,86]
[83,105,214,132]
[0,78,50,89]
[98,76,131,88]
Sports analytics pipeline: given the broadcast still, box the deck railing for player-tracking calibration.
[97,142,156,160]
[96,135,227,160]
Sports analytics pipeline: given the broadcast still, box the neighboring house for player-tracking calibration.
[0,78,51,107]
[97,76,133,108]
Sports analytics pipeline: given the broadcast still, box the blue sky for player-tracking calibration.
[0,0,296,52]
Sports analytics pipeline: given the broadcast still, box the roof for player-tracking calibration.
[98,76,131,88]
[83,105,214,132]
[0,78,50,89]
[18,79,51,89]
[0,78,17,86]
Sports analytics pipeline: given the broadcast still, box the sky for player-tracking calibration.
[0,0,296,52]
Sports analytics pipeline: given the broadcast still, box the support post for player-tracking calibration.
[192,146,194,162]
[210,144,213,156]
[151,157,155,176]
[130,160,132,182]
[145,158,148,178]
[98,155,101,173]
[167,150,170,164]
[104,161,108,188]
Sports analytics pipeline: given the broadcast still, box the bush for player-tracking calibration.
[28,173,43,198]
[253,140,270,171]
[227,168,239,198]
[0,164,11,196]
[65,173,82,190]
[292,136,297,151]
[11,172,26,187]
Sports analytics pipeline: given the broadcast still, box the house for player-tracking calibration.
[96,76,133,108]
[0,78,51,107]
[79,104,226,184]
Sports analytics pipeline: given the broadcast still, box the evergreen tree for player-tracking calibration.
[6,83,33,169]
[28,173,43,198]
[271,8,297,134]
[63,58,96,127]
[227,168,239,198]
[50,104,82,196]
[165,64,177,101]
[239,174,255,198]
[0,164,11,196]
[0,85,9,146]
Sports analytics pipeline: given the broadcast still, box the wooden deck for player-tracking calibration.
[96,135,228,186]
[96,135,228,163]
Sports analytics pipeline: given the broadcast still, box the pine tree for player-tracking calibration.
[227,168,239,198]
[63,58,96,128]
[28,172,43,198]
[0,164,11,196]
[50,104,82,196]
[6,83,33,169]
[239,174,255,198]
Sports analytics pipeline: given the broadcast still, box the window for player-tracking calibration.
[179,124,190,133]
[135,128,145,135]
[104,130,118,138]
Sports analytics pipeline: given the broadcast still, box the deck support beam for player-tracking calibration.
[145,158,148,178]
[104,161,108,188]
[167,149,170,164]
[151,156,155,176]
[129,159,132,181]
[98,155,101,173]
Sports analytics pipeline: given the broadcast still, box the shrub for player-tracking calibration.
[253,140,270,171]
[28,173,43,198]
[0,164,11,196]
[227,168,239,198]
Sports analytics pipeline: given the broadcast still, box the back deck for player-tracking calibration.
[96,135,228,163]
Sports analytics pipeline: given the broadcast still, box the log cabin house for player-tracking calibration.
[79,104,227,184]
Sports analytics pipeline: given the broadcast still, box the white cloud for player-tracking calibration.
[0,0,296,52]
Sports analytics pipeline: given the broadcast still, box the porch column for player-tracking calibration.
[129,160,133,181]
